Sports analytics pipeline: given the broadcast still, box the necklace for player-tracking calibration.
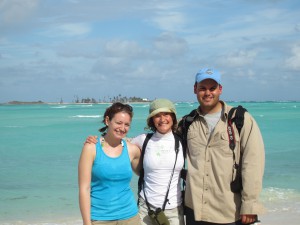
[101,136,124,148]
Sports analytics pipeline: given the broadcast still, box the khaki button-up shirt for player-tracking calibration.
[183,101,265,223]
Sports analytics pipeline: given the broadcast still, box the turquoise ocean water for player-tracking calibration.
[0,102,300,224]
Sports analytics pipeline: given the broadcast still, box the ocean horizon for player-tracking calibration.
[0,101,299,225]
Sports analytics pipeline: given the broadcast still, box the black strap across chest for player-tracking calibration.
[138,132,180,211]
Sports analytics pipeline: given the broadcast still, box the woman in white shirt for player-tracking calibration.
[131,98,185,225]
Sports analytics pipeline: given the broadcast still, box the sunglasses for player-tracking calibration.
[113,102,133,112]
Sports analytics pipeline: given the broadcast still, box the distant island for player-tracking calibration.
[4,95,151,105]
[6,101,46,105]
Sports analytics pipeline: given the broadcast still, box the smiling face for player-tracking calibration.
[152,112,174,134]
[105,111,131,139]
[194,79,223,114]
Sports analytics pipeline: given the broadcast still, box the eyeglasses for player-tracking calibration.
[113,102,133,112]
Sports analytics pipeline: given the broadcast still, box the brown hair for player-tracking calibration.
[99,102,133,135]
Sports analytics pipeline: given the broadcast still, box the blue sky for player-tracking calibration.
[0,0,300,103]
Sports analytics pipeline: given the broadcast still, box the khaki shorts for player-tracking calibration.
[91,214,141,225]
[138,198,185,225]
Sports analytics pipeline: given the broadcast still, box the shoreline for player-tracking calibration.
[0,210,298,225]
[0,101,151,105]
[1,100,300,105]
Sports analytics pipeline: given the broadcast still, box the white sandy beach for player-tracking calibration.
[260,212,299,225]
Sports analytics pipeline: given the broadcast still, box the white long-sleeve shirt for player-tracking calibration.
[131,131,184,209]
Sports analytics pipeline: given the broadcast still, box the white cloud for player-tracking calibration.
[295,23,300,32]
[0,0,38,24]
[146,1,187,32]
[153,32,188,57]
[219,49,259,67]
[40,23,91,38]
[1,0,300,102]
[151,11,186,31]
[285,44,300,71]
[103,39,146,58]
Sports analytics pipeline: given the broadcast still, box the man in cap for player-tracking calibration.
[178,68,265,225]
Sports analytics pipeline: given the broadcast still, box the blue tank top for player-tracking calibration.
[90,139,138,221]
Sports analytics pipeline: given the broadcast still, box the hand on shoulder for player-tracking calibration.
[82,141,96,154]
[84,135,98,145]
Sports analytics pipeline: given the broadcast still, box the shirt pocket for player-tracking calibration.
[217,131,240,157]
[187,131,203,157]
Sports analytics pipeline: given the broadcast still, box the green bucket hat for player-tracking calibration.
[147,98,176,123]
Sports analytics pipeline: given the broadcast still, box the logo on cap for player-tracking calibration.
[206,69,213,75]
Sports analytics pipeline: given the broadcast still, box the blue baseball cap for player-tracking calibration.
[195,68,221,84]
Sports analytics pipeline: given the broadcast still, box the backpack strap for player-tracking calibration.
[137,133,154,205]
[173,132,187,208]
[173,132,182,157]
[177,109,199,186]
[161,132,180,210]
[231,105,247,135]
[178,108,198,152]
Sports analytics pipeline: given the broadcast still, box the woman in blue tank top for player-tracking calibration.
[84,99,185,225]
[78,102,141,225]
